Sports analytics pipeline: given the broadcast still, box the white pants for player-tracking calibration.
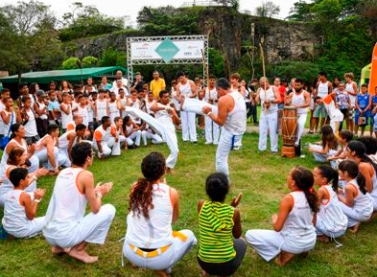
[310,145,337,162]
[142,130,163,146]
[315,217,346,238]
[216,129,242,178]
[95,137,121,157]
[295,113,307,145]
[164,124,179,169]
[44,204,116,248]
[123,230,197,271]
[126,130,142,146]
[205,115,220,144]
[34,147,60,170]
[338,201,372,227]
[181,111,197,142]
[28,155,39,174]
[245,229,316,262]
[258,112,278,152]
[58,148,72,167]
[5,216,45,239]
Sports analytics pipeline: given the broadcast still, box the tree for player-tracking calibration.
[98,48,126,67]
[255,1,280,18]
[0,1,63,76]
[82,56,98,68]
[61,57,81,70]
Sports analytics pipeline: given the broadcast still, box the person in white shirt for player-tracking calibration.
[113,117,127,148]
[0,88,11,139]
[123,115,142,147]
[43,142,116,263]
[58,124,88,163]
[344,72,358,134]
[20,96,39,145]
[108,91,120,124]
[111,78,129,97]
[123,152,196,276]
[93,116,120,158]
[60,92,73,133]
[95,89,109,123]
[112,70,129,89]
[1,96,22,137]
[204,76,220,145]
[77,95,89,127]
[117,88,128,118]
[33,90,50,138]
[312,71,333,132]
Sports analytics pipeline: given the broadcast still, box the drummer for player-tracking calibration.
[285,78,311,155]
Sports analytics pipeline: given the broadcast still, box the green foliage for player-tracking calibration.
[81,56,98,68]
[97,48,126,67]
[267,61,321,84]
[208,48,225,78]
[255,1,280,18]
[61,57,80,69]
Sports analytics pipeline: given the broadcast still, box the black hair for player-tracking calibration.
[21,96,31,103]
[205,172,229,202]
[295,78,304,84]
[209,75,216,79]
[361,84,368,88]
[339,130,353,142]
[114,116,121,123]
[338,160,367,194]
[316,165,339,192]
[47,124,59,134]
[75,124,86,132]
[216,78,231,90]
[357,136,377,155]
[176,71,185,79]
[10,123,22,139]
[9,167,28,188]
[159,89,169,99]
[347,141,377,173]
[321,125,338,150]
[291,166,319,213]
[101,116,110,125]
[71,142,92,167]
[18,83,28,91]
[318,71,327,78]
[123,115,130,123]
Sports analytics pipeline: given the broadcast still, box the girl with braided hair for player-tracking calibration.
[123,152,197,277]
[246,166,318,266]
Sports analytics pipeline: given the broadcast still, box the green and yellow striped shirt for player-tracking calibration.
[198,201,236,263]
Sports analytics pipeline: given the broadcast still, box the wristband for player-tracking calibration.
[207,112,212,116]
[34,199,41,203]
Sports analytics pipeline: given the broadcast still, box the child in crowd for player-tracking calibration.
[327,130,353,169]
[2,168,46,238]
[60,92,73,133]
[313,165,348,243]
[309,125,339,162]
[123,115,142,148]
[246,166,317,266]
[355,84,371,136]
[335,82,350,131]
[197,173,246,277]
[337,160,373,233]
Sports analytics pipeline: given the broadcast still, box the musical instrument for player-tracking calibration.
[281,106,298,158]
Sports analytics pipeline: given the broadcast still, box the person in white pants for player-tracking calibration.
[151,90,181,173]
[58,123,88,163]
[93,116,120,158]
[43,142,116,263]
[230,73,246,150]
[2,168,46,238]
[113,117,127,148]
[284,78,311,155]
[123,115,142,147]
[176,71,198,143]
[141,122,163,146]
[204,76,220,145]
[256,77,281,153]
[202,78,246,180]
[123,152,196,276]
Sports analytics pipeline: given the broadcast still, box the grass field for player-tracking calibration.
[1,132,377,277]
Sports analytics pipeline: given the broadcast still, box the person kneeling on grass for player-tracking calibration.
[197,172,246,277]
[2,168,46,238]
[123,152,197,277]
[43,142,116,263]
[246,166,318,266]
[309,125,339,163]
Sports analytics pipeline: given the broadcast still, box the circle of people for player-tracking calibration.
[1,69,377,277]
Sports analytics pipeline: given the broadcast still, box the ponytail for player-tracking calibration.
[357,172,368,195]
[316,165,339,192]
[128,178,154,218]
[292,166,319,213]
[303,188,319,213]
[362,154,377,174]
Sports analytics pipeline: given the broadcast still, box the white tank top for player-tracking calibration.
[179,80,193,97]
[24,109,38,137]
[146,99,156,115]
[77,105,89,126]
[2,110,16,135]
[259,87,278,115]
[2,190,30,235]
[204,87,218,106]
[317,185,348,233]
[61,103,73,129]
[170,89,180,111]
[292,91,307,115]
[317,81,329,99]
[94,125,112,143]
[119,97,128,118]
[87,102,94,123]
[346,82,356,107]
[155,103,175,133]
[36,101,48,120]
[125,183,173,248]
[109,101,120,123]
[345,179,373,217]
[43,168,87,239]
[223,91,246,135]
[35,134,51,151]
[281,191,315,236]
[58,130,75,149]
[0,165,16,198]
[96,99,108,121]
[0,139,28,168]
[125,124,134,136]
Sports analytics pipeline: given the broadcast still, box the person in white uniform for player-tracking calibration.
[246,166,317,266]
[2,168,46,238]
[108,91,120,124]
[344,72,358,134]
[151,90,181,173]
[313,71,332,131]
[123,152,196,277]
[43,142,116,263]
[284,78,310,155]
[58,124,87,163]
[202,78,246,180]
[256,77,281,153]
[93,116,120,158]
[95,89,109,123]
[20,96,40,144]
[319,92,344,134]
[176,71,198,143]
[204,76,221,145]
[313,165,348,243]
[123,115,142,147]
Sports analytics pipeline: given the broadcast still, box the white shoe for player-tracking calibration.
[205,141,212,145]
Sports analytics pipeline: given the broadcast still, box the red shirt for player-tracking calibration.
[278,86,286,103]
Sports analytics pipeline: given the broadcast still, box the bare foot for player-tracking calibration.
[68,249,98,264]
[153,270,169,277]
[275,251,295,266]
[317,235,330,243]
[349,223,361,234]
[368,211,377,222]
[51,246,71,255]
[166,168,175,175]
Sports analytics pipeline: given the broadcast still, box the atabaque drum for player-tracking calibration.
[282,106,298,146]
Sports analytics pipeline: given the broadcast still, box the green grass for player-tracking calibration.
[1,132,377,277]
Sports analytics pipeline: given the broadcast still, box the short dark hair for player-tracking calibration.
[101,116,110,125]
[205,172,229,202]
[75,124,87,132]
[339,130,353,142]
[361,84,368,88]
[47,124,59,134]
[318,71,327,77]
[21,96,31,103]
[176,71,185,79]
[71,142,92,167]
[295,78,304,84]
[18,83,28,90]
[159,89,169,99]
[114,116,121,123]
[216,78,230,90]
[9,168,28,188]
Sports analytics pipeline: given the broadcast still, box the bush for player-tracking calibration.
[61,57,80,69]
[98,48,126,67]
[82,56,98,68]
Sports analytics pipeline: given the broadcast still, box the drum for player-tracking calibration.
[282,106,298,146]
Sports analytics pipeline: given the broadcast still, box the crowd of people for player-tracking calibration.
[0,68,377,276]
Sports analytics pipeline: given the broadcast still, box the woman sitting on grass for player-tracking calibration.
[246,166,318,266]
[309,125,339,162]
[2,168,46,238]
[313,165,348,243]
[123,152,197,277]
[337,160,373,233]
[197,172,246,277]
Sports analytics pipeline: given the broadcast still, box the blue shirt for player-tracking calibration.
[357,93,370,110]
[48,99,61,112]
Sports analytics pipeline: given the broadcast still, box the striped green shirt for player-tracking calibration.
[198,201,236,263]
